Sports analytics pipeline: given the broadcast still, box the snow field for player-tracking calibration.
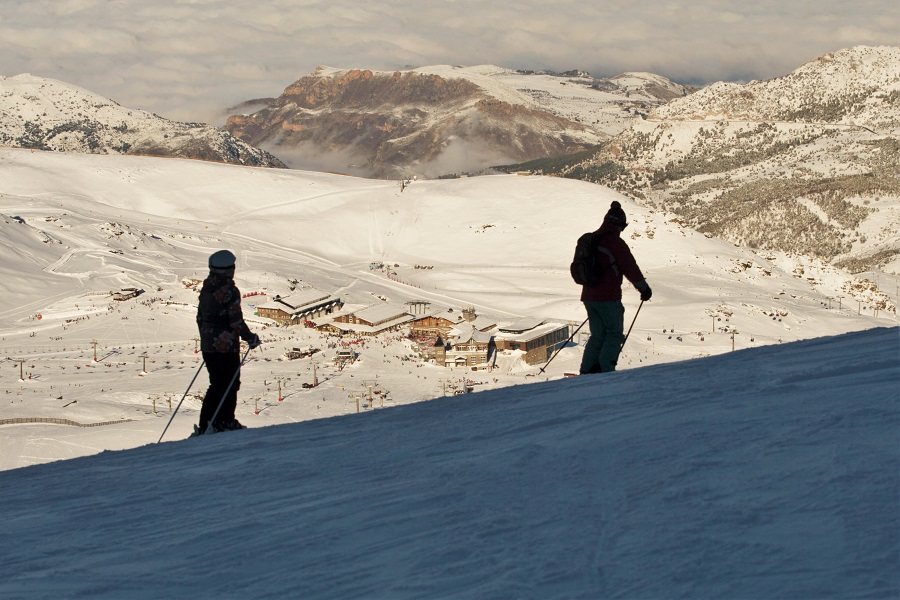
[0,148,895,473]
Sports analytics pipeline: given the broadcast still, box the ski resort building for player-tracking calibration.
[410,312,458,338]
[113,287,143,301]
[410,306,497,337]
[433,324,495,369]
[493,318,570,365]
[327,304,415,336]
[255,289,342,326]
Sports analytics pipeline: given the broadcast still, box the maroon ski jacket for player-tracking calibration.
[580,221,649,302]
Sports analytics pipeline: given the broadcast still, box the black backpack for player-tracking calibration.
[570,232,617,285]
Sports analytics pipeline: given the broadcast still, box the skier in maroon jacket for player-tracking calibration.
[579,201,652,374]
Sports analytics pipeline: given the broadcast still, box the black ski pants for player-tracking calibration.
[199,351,241,430]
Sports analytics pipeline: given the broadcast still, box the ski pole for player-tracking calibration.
[205,345,253,435]
[620,300,644,352]
[539,316,589,374]
[608,300,645,371]
[157,359,206,443]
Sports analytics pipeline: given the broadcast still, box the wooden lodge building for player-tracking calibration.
[411,306,496,338]
[493,318,570,366]
[434,325,495,368]
[256,289,342,326]
[325,303,415,336]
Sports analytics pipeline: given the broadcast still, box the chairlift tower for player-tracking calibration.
[348,390,368,413]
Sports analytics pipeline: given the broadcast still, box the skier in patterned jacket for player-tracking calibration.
[579,201,652,374]
[196,250,260,433]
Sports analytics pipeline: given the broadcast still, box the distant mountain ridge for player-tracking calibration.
[224,65,691,178]
[3,50,897,275]
[0,74,285,168]
[502,46,900,274]
[651,45,899,130]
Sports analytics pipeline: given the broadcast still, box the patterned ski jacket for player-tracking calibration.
[196,272,253,353]
[580,221,649,302]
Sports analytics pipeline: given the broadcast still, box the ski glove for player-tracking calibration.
[248,334,261,349]
[640,286,653,302]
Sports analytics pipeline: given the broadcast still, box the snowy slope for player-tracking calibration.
[0,327,896,599]
[0,148,896,472]
[405,65,690,134]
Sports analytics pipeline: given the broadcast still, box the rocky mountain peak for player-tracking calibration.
[225,66,596,178]
[281,68,484,110]
[224,64,688,178]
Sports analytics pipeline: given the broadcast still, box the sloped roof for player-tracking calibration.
[451,325,493,345]
[354,303,410,325]
[414,310,497,332]
[258,288,333,312]
[421,308,464,323]
[495,321,568,343]
[471,315,498,331]
[498,317,545,334]
[329,314,416,335]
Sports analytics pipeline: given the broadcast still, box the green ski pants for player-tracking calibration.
[579,300,625,374]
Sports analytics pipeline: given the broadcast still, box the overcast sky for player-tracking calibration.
[1,0,897,124]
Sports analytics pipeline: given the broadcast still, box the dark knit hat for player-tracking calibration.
[208,249,236,270]
[604,201,628,229]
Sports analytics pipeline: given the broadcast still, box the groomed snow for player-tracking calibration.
[0,327,896,599]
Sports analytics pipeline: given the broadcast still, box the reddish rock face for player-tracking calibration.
[225,69,594,178]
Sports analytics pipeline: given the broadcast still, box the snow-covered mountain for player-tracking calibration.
[0,74,286,168]
[520,46,900,274]
[651,45,900,130]
[224,65,690,178]
[0,326,896,599]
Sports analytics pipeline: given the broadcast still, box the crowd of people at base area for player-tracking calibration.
[192,202,650,433]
